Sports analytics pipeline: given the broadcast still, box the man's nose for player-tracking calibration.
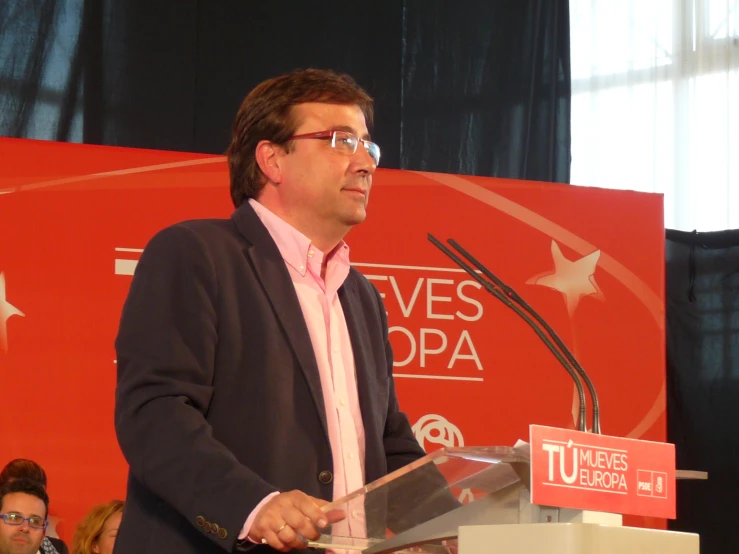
[352,145,377,173]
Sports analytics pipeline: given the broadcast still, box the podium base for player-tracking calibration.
[459,522,698,554]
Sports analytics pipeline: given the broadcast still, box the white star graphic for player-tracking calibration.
[527,241,604,316]
[0,272,25,353]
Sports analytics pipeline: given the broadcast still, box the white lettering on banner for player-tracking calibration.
[580,448,629,471]
[389,326,416,367]
[447,330,482,370]
[388,327,483,370]
[364,270,487,377]
[426,278,455,320]
[116,255,491,380]
[389,276,424,317]
[420,328,447,366]
[542,439,629,494]
[456,281,483,322]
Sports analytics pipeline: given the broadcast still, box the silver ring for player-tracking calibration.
[277,523,288,533]
[261,538,268,544]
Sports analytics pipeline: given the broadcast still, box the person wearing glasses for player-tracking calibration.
[114,68,425,554]
[0,478,49,554]
[0,460,67,554]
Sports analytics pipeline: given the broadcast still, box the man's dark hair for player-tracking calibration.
[0,459,47,489]
[226,68,374,207]
[0,478,49,519]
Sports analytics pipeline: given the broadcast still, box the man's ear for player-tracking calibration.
[254,140,283,185]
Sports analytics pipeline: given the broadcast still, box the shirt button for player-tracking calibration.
[299,265,305,272]
[308,250,315,258]
[349,452,354,459]
[340,398,346,407]
[352,510,360,519]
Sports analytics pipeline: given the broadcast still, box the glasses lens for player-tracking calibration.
[28,517,46,529]
[331,132,380,165]
[333,132,358,154]
[365,142,381,166]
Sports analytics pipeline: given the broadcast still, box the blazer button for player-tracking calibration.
[196,516,205,527]
[218,528,228,539]
[318,470,333,485]
[211,523,219,534]
[204,522,212,533]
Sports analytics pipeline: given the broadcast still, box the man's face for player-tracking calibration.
[0,493,46,554]
[275,102,377,239]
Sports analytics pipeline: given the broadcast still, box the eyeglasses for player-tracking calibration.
[288,130,381,166]
[0,513,48,530]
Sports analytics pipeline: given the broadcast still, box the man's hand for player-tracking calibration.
[248,490,344,551]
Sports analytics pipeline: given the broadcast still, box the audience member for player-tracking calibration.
[0,460,68,554]
[0,460,47,489]
[0,478,49,554]
[71,501,123,554]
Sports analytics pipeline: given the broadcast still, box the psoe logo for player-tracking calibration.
[412,414,464,451]
[412,414,473,503]
[637,470,667,498]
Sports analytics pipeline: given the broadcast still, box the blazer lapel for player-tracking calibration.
[232,203,329,444]
[339,274,384,442]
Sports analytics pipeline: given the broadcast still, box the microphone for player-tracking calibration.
[428,234,602,434]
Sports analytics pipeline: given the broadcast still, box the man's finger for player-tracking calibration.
[261,530,288,552]
[293,495,329,528]
[324,508,346,524]
[278,524,308,550]
[285,513,321,542]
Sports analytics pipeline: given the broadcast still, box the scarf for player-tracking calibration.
[39,536,60,554]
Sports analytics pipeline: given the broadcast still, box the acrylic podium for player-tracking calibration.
[309,446,698,554]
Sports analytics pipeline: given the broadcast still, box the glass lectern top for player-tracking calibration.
[309,446,530,553]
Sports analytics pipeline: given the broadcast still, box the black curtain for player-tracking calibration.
[666,230,739,553]
[401,0,570,181]
[0,0,570,183]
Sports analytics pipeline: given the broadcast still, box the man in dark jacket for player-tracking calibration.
[113,69,426,553]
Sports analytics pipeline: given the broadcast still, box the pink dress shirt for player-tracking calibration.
[239,199,366,540]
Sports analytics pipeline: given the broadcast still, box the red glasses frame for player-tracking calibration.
[288,130,381,165]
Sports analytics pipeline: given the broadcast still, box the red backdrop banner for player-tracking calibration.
[0,138,666,541]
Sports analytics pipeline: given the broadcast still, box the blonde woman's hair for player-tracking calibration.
[71,500,124,554]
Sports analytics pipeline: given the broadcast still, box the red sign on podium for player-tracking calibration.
[529,425,676,519]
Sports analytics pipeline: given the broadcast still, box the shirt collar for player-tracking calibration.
[248,199,350,275]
